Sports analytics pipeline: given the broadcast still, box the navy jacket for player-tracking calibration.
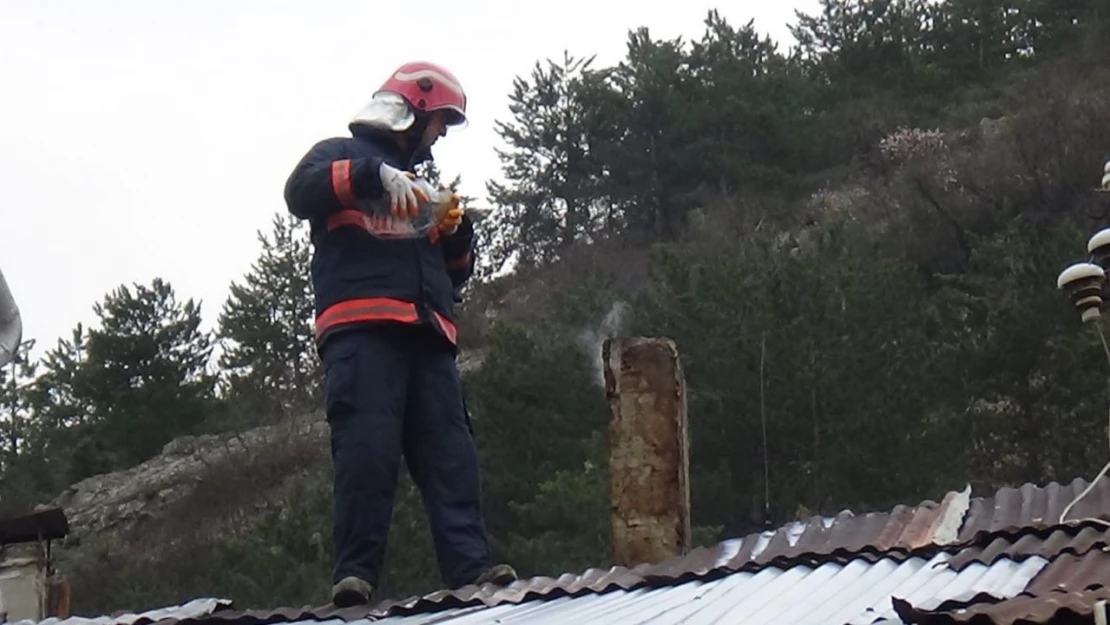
[283,127,476,350]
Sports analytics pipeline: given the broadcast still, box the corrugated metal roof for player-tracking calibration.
[11,598,233,625]
[957,477,1110,539]
[904,588,1110,625]
[947,525,1110,570]
[1030,549,1110,594]
[641,485,972,584]
[76,478,1110,625]
[301,554,1045,625]
[896,550,1110,624]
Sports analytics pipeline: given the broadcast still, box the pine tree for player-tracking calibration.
[216,213,319,423]
[483,52,605,275]
[35,279,217,480]
[9,325,94,501]
[0,339,38,471]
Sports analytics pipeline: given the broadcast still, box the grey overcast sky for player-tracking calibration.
[0,0,821,361]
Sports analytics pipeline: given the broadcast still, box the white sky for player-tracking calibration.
[0,0,821,362]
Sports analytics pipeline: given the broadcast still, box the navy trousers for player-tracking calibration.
[320,324,492,589]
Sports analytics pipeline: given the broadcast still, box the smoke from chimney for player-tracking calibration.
[577,301,630,387]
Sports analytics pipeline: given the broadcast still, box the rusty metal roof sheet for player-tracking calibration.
[917,588,1110,625]
[893,586,1110,624]
[957,477,1110,540]
[159,567,647,625]
[946,525,1110,570]
[1029,549,1110,595]
[640,486,973,583]
[639,478,1110,584]
[110,478,1110,625]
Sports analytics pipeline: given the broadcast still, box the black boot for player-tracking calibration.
[471,564,518,587]
[332,576,373,607]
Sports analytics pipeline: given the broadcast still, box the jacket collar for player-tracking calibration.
[349,124,434,170]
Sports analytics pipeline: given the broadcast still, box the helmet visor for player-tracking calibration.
[439,105,468,128]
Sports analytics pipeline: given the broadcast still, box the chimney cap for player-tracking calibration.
[0,508,68,546]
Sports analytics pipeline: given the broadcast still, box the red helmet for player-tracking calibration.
[376,61,467,127]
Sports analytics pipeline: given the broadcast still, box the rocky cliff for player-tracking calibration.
[50,348,489,548]
[54,411,328,548]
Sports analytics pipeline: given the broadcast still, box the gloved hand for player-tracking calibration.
[379,162,429,218]
[437,189,464,236]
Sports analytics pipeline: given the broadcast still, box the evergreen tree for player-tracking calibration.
[33,279,217,480]
[0,339,37,470]
[483,52,606,275]
[217,213,319,423]
[29,325,92,475]
[0,339,61,513]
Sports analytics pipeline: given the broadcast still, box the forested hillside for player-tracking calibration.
[3,0,1110,615]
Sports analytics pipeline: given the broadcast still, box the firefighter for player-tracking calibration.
[283,61,517,607]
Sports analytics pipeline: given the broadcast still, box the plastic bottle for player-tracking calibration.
[357,178,456,239]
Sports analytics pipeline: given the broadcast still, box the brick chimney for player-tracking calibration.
[0,508,71,622]
[603,337,691,568]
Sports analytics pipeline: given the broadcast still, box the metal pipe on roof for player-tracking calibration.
[0,266,22,368]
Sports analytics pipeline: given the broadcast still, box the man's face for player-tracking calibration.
[419,111,449,150]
